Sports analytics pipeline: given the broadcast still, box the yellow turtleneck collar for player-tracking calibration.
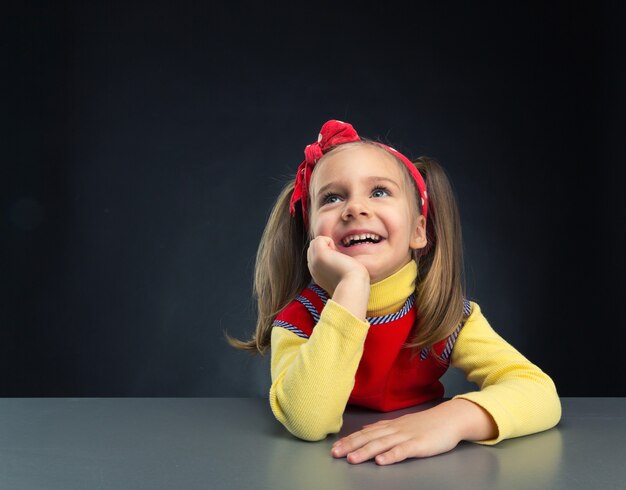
[367,260,417,317]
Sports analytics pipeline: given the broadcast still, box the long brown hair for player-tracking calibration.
[228,145,467,353]
[226,181,311,353]
[406,156,466,350]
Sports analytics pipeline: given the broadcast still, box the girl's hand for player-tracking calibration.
[307,236,370,320]
[331,399,497,465]
[331,409,461,465]
[307,236,369,295]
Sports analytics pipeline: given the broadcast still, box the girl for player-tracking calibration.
[230,120,561,465]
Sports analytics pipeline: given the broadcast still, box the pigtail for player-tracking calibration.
[406,157,467,351]
[227,180,311,353]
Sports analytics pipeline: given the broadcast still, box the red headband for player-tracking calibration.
[289,120,429,229]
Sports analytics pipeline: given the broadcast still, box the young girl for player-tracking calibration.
[230,119,561,465]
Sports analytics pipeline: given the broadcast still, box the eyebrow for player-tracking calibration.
[315,176,402,197]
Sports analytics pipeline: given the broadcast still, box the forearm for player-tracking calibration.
[322,269,370,321]
[453,378,560,444]
[452,302,561,444]
[270,300,370,441]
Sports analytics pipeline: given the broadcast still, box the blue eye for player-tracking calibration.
[321,193,342,205]
[371,187,390,198]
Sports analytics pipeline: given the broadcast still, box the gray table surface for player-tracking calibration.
[0,397,624,490]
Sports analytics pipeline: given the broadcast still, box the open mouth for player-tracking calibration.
[341,233,383,247]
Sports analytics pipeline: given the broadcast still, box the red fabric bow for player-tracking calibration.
[289,120,428,229]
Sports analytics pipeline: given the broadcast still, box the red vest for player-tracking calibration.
[274,284,469,412]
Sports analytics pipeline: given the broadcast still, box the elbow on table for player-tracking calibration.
[286,419,336,442]
[533,370,562,429]
[269,391,341,441]
[546,385,563,428]
[520,374,563,435]
[275,406,342,442]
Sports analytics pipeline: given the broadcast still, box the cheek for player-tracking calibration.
[399,210,419,241]
[310,210,338,239]
[308,211,323,238]
[312,220,327,238]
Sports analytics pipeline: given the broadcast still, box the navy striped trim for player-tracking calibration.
[272,320,309,339]
[307,284,416,326]
[463,298,472,316]
[420,299,473,361]
[440,324,462,360]
[308,284,329,304]
[367,294,416,325]
[295,295,321,323]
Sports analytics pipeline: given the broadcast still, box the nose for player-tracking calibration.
[341,197,370,221]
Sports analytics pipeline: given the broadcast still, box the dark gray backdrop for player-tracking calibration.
[3,1,625,397]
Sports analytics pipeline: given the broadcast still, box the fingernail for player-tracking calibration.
[347,452,359,464]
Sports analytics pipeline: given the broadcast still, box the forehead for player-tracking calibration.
[310,144,405,191]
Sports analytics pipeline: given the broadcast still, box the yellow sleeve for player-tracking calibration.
[269,299,370,441]
[451,302,562,444]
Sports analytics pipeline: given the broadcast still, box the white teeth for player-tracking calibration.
[342,233,382,246]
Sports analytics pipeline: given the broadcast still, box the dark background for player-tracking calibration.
[3,1,625,397]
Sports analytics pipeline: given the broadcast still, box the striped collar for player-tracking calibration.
[302,285,416,326]
[307,260,417,317]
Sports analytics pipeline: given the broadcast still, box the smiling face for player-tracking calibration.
[308,143,427,283]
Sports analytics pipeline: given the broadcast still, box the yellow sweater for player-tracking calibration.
[269,261,561,442]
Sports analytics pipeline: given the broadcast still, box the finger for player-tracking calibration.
[345,434,407,465]
[309,236,333,259]
[332,423,388,448]
[374,443,411,466]
[313,235,332,247]
[331,427,393,458]
[317,235,340,252]
[375,437,457,465]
